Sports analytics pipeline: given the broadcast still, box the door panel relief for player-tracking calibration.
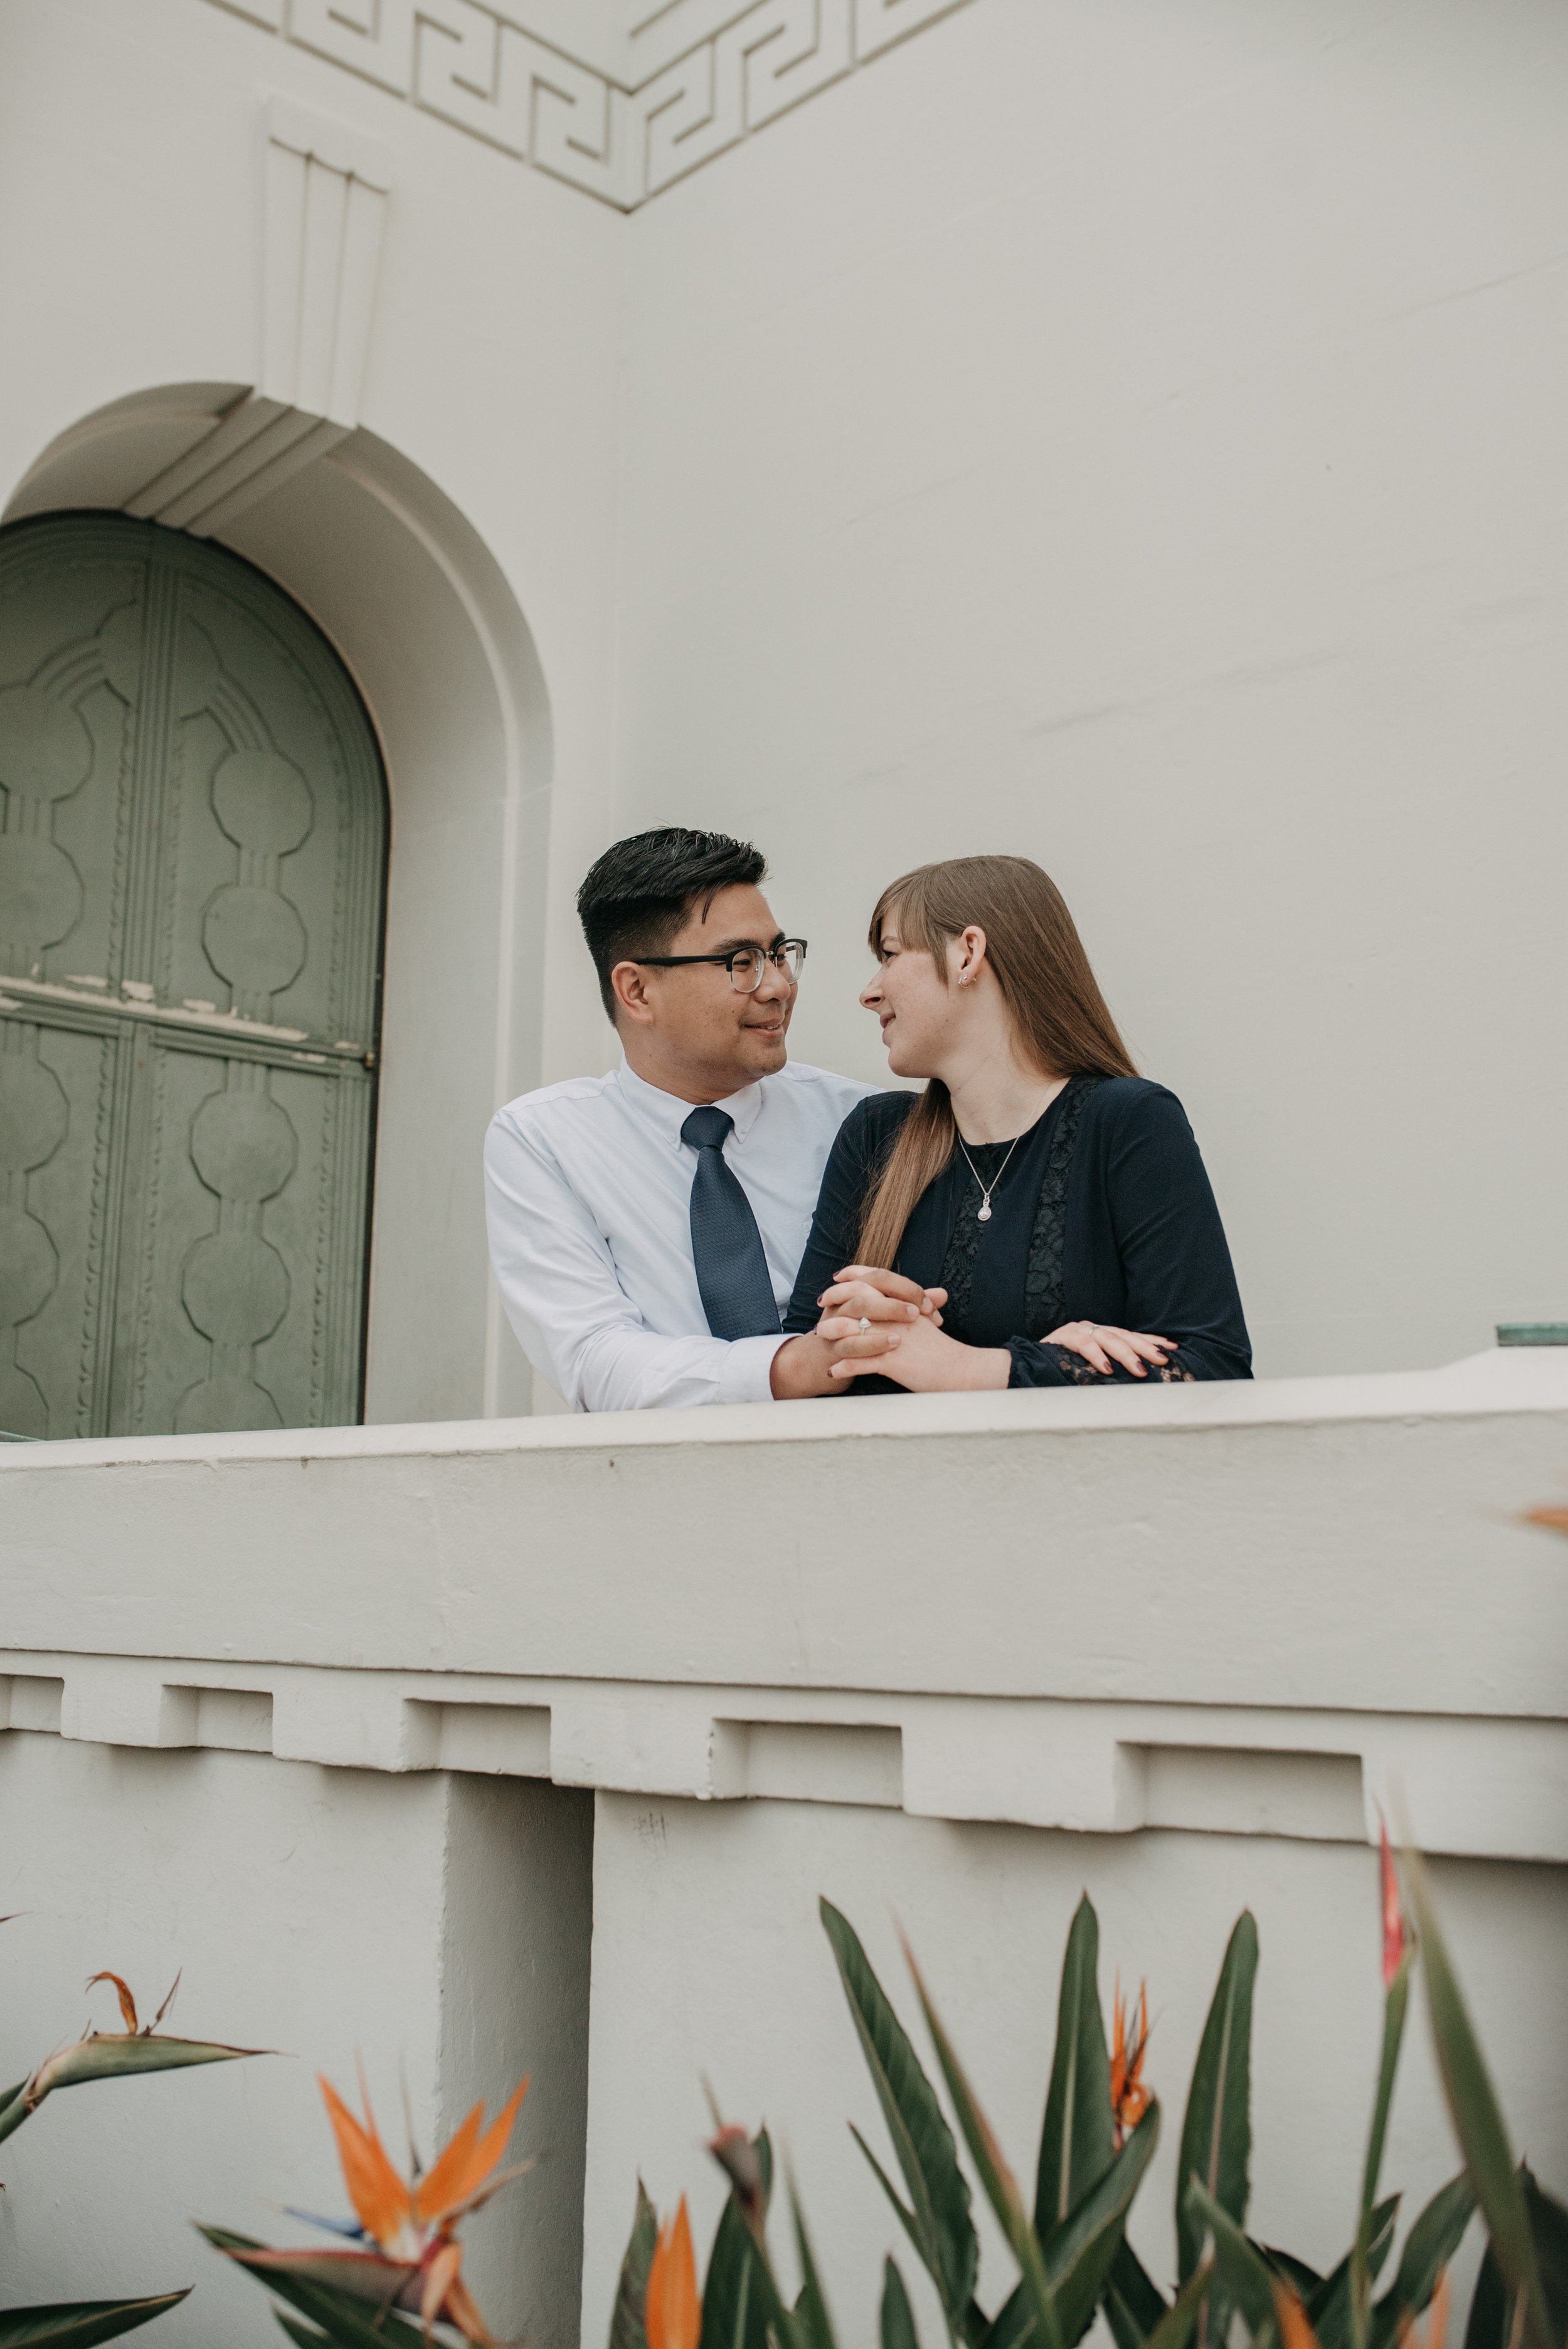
[0,514,384,1437]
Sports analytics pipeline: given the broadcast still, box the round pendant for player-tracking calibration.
[977,1202,992,1222]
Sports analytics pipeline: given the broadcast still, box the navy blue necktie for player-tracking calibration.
[681,1106,780,1340]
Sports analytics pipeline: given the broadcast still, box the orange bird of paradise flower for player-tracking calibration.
[1110,1977,1151,2149]
[221,2069,528,2343]
[645,2197,701,2349]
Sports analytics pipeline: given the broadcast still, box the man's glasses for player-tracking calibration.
[634,939,807,994]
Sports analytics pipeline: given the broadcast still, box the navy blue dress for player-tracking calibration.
[784,1076,1251,1387]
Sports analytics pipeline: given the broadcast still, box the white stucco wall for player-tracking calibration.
[583,1793,1567,2349]
[610,0,1568,1378]
[3,0,1565,1414]
[0,1734,592,2348]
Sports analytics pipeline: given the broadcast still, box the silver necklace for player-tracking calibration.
[955,1129,1025,1222]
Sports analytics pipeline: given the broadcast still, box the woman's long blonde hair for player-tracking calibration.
[856,856,1137,1268]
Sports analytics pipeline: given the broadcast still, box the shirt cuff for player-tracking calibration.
[718,1334,792,1406]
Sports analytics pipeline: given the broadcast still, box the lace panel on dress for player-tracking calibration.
[937,1077,1099,1332]
[939,1076,1198,1381]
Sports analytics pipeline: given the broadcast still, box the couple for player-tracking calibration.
[484,828,1251,1413]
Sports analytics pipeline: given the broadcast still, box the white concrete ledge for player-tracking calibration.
[4,1353,1567,1710]
[6,1351,1568,1862]
[6,1342,1565,1466]
[4,1652,1567,1860]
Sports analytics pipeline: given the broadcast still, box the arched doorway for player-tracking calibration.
[0,511,386,1438]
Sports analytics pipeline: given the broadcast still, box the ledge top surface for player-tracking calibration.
[4,1347,1567,1474]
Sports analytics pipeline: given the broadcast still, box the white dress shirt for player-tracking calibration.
[484,1057,876,1413]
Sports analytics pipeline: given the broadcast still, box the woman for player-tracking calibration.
[784,856,1251,1391]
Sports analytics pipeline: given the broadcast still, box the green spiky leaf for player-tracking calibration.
[0,2295,190,2347]
[1369,2175,1473,2349]
[1407,1863,1550,2349]
[1184,2180,1276,2349]
[981,2102,1163,2349]
[1044,2102,1162,2345]
[904,1943,1063,2349]
[701,2133,774,2349]
[1176,1915,1257,2283]
[1104,2240,1170,2349]
[822,1901,978,2336]
[1143,2264,1216,2349]
[610,2179,658,2349]
[882,2264,922,2349]
[198,2228,426,2349]
[1301,2195,1399,2349]
[1256,2247,1322,2298]
[1178,1912,1258,2349]
[273,2319,334,2349]
[1350,1963,1411,2349]
[1456,2174,1567,2349]
[1036,1898,1115,2238]
[789,2175,839,2349]
[1519,2175,1568,2345]
[0,2033,270,2145]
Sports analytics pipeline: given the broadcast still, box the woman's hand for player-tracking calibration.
[811,1264,950,1389]
[771,1268,942,1398]
[1046,1322,1175,1378]
[820,1307,1009,1392]
[817,1264,946,1328]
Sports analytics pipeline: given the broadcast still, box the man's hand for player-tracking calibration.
[770,1268,945,1399]
[771,1326,896,1397]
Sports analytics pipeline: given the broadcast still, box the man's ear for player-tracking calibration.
[610,959,656,1026]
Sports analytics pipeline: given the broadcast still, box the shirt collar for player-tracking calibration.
[616,1056,768,1148]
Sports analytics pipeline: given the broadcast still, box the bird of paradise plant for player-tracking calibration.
[206,2068,529,2346]
[607,1860,1502,2349]
[612,1498,1568,2349]
[612,2115,840,2349]
[1110,1981,1151,2151]
[0,1956,263,2346]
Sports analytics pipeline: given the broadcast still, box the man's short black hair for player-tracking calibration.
[576,827,768,1022]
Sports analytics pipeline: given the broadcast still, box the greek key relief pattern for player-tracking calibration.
[201,0,975,208]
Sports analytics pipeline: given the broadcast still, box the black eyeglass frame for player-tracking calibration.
[632,939,808,993]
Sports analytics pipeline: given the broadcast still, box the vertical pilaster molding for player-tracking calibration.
[124,100,392,536]
[262,97,391,426]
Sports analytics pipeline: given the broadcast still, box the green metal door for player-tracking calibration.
[0,513,384,1438]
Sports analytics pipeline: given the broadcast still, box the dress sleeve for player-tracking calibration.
[1007,1087,1251,1387]
[782,1101,883,1333]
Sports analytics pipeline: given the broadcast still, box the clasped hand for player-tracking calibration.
[816,1268,1175,1389]
[812,1266,948,1376]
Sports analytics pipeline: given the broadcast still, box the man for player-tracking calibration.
[484,827,930,1411]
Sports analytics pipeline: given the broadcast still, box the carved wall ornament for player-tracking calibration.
[125,100,390,538]
[201,0,975,209]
